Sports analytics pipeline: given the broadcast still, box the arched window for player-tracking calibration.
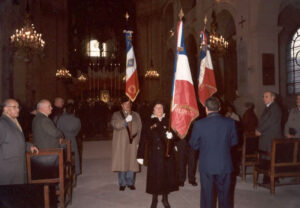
[87,40,100,57]
[287,28,300,94]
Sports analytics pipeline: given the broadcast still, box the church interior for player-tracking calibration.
[1,0,300,207]
[1,0,299,115]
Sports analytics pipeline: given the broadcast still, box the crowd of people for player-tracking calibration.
[110,91,300,208]
[0,91,299,208]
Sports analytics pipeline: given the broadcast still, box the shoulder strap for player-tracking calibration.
[120,111,133,144]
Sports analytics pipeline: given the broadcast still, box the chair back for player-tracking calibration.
[27,148,63,184]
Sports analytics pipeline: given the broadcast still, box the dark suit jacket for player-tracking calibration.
[0,115,30,185]
[32,112,63,149]
[189,112,238,174]
[257,102,282,152]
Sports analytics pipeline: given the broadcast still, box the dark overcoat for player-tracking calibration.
[189,112,238,174]
[0,115,31,185]
[32,112,63,149]
[137,116,178,195]
[56,113,81,174]
[257,102,282,152]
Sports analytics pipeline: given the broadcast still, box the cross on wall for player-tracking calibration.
[239,16,246,28]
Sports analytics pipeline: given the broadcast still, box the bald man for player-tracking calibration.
[0,99,38,185]
[32,99,63,149]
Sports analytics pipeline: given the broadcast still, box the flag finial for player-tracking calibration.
[204,16,207,26]
[125,12,130,21]
[178,8,184,20]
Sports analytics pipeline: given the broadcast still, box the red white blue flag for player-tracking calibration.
[125,31,139,102]
[198,30,217,106]
[171,20,199,139]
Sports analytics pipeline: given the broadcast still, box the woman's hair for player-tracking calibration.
[151,100,165,111]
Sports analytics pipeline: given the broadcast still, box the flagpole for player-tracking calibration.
[166,9,185,158]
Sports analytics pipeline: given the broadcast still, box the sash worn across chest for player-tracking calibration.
[120,111,137,144]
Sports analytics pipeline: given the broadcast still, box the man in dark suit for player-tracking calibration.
[32,99,63,149]
[190,97,238,208]
[176,128,198,187]
[255,91,282,183]
[255,91,282,152]
[0,99,38,185]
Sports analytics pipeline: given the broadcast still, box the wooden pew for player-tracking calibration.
[0,183,57,208]
[26,148,72,208]
[61,139,76,187]
[240,133,259,181]
[253,138,300,195]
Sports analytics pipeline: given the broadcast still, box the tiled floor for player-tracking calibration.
[69,140,300,208]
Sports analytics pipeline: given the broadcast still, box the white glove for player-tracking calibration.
[166,131,173,139]
[125,114,133,122]
[137,158,144,165]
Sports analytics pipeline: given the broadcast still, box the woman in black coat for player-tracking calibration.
[137,101,178,208]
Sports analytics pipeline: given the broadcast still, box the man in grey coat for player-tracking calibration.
[57,103,81,175]
[0,99,38,185]
[32,99,63,149]
[255,91,282,183]
[111,96,142,191]
[284,95,300,138]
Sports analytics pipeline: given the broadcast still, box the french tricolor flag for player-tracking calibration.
[125,31,139,102]
[171,20,199,139]
[198,30,217,106]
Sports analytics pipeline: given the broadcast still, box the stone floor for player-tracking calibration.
[69,140,300,208]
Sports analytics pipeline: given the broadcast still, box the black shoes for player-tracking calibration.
[189,181,198,186]
[127,185,136,190]
[120,185,135,191]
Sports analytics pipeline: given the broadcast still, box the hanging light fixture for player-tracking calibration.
[144,0,160,79]
[208,11,229,55]
[145,59,160,79]
[10,1,45,51]
[77,74,87,82]
[56,65,72,79]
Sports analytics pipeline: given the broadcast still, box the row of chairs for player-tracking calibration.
[26,139,77,208]
[239,133,300,195]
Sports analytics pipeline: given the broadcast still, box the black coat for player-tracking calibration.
[137,116,178,194]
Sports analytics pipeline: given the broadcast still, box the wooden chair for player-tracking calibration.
[253,138,300,195]
[240,133,259,181]
[61,139,76,187]
[26,148,72,208]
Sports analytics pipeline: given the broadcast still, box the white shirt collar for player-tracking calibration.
[266,101,273,107]
[151,113,165,121]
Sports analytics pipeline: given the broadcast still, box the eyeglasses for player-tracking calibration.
[6,105,21,109]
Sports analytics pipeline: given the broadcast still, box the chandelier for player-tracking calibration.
[77,74,87,82]
[56,66,72,79]
[10,13,45,51]
[208,11,228,55]
[145,60,160,79]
